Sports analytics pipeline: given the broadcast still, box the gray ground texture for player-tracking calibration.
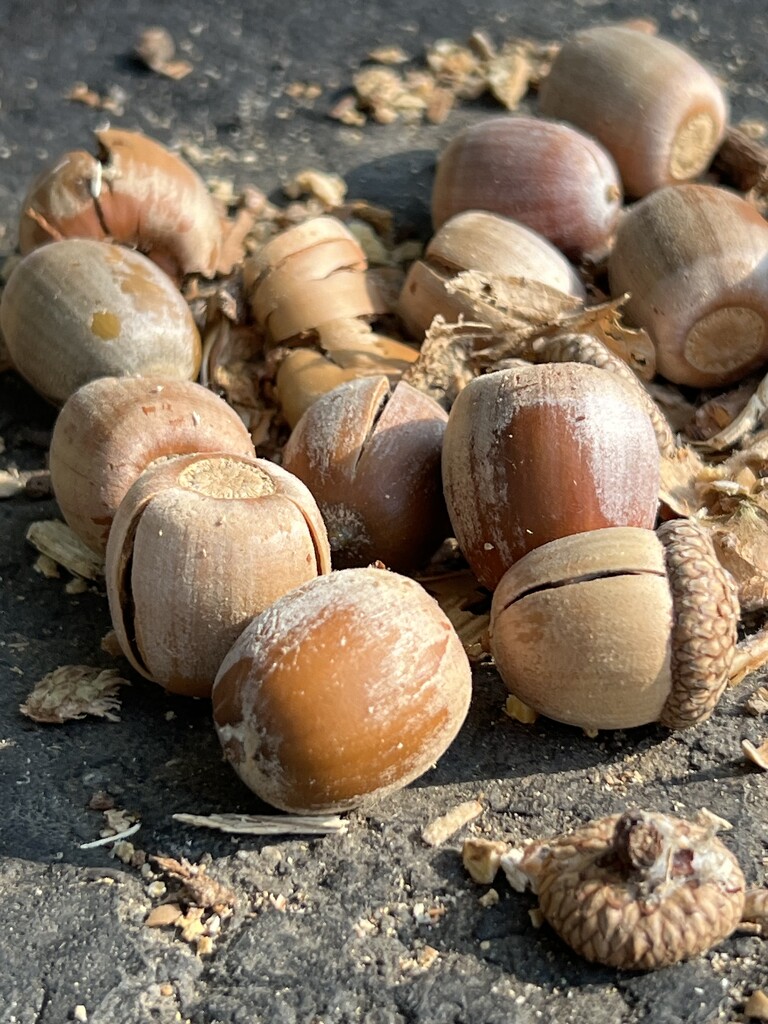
[1,0,767,1021]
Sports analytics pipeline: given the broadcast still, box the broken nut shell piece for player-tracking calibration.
[502,810,745,970]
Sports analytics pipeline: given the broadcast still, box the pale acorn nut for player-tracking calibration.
[106,452,331,698]
[49,376,256,555]
[276,327,419,428]
[398,210,586,343]
[503,810,745,970]
[0,239,201,406]
[489,522,739,732]
[244,216,393,343]
[430,117,623,261]
[18,129,222,280]
[608,184,768,389]
[538,25,728,197]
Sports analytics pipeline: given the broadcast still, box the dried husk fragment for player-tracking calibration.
[20,666,129,723]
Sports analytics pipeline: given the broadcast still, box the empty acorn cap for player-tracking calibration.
[507,810,745,969]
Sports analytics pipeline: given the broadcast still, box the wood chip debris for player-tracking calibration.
[333,32,558,126]
[504,695,539,724]
[145,855,236,955]
[744,686,768,716]
[134,26,192,79]
[462,838,510,884]
[19,665,129,723]
[172,811,348,835]
[742,738,768,770]
[25,520,104,580]
[421,799,483,846]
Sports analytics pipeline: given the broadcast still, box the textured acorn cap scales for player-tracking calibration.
[538,26,728,197]
[490,524,739,731]
[212,568,472,814]
[106,452,331,698]
[49,376,256,554]
[504,811,745,970]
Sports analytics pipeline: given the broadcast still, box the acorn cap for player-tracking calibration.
[657,519,740,728]
[510,810,745,970]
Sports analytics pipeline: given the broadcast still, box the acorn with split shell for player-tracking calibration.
[430,116,623,261]
[106,452,331,698]
[398,210,586,342]
[608,183,768,388]
[211,567,472,814]
[18,128,222,280]
[0,239,201,405]
[281,375,449,573]
[538,24,728,197]
[489,521,739,731]
[49,376,257,555]
[441,363,661,592]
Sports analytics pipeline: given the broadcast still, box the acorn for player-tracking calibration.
[442,363,660,591]
[281,375,449,573]
[539,25,728,197]
[18,128,222,280]
[489,522,739,731]
[106,452,331,697]
[49,377,256,554]
[212,567,472,814]
[431,116,623,261]
[0,239,201,405]
[608,184,768,388]
[398,210,586,342]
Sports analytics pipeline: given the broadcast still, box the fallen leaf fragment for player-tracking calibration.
[172,811,347,835]
[20,666,129,724]
[421,799,483,846]
[742,738,768,770]
[26,520,104,580]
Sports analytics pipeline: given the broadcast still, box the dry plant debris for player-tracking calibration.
[742,738,768,770]
[134,26,192,79]
[19,666,129,723]
[421,799,483,846]
[172,812,348,835]
[65,82,127,115]
[417,569,491,660]
[25,520,104,581]
[145,855,236,955]
[333,32,558,126]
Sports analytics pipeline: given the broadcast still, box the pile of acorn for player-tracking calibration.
[0,24,763,824]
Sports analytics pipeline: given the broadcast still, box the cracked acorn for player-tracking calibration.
[490,521,739,731]
[281,374,449,573]
[106,452,331,697]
